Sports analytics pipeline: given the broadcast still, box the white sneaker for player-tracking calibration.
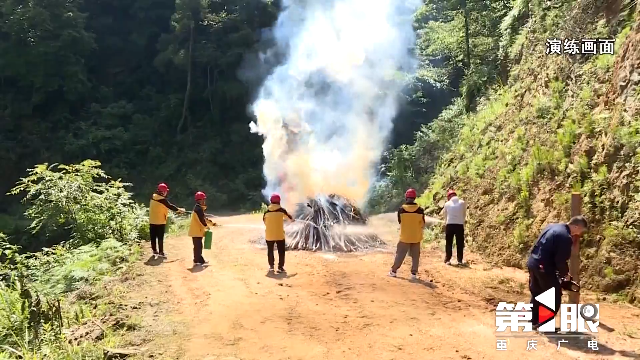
[388,270,397,277]
[445,261,451,265]
[268,267,275,272]
[410,274,417,280]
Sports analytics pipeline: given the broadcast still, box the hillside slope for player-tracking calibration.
[418,0,640,302]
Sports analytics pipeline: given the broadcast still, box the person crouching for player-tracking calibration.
[188,191,214,266]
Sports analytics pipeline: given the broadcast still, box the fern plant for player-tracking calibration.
[8,160,146,247]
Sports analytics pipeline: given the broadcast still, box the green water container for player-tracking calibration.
[204,230,212,250]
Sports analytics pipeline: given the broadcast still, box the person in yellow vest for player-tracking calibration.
[149,183,185,258]
[188,191,215,266]
[263,193,294,273]
[388,188,426,280]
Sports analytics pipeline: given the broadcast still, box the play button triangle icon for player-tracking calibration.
[535,287,556,310]
[538,304,555,324]
[534,287,557,328]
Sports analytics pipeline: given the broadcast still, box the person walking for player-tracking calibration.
[527,216,588,329]
[443,189,466,266]
[149,183,185,258]
[388,188,425,280]
[263,193,294,273]
[188,191,214,266]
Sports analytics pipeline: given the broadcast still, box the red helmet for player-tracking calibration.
[194,191,206,201]
[270,193,281,203]
[405,188,417,198]
[447,189,457,199]
[157,183,169,193]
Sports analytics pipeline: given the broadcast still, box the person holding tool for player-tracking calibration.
[263,193,294,273]
[149,183,185,258]
[527,216,588,329]
[188,191,215,266]
[388,188,426,280]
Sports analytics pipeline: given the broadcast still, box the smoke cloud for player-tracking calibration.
[249,0,421,208]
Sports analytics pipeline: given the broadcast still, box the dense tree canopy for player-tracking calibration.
[0,0,281,215]
[1,0,511,225]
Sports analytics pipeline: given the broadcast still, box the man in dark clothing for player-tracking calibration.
[527,215,588,328]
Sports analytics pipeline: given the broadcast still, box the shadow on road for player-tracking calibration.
[453,263,472,270]
[544,332,640,358]
[188,264,209,273]
[397,276,437,289]
[144,256,164,266]
[599,322,616,332]
[266,271,298,279]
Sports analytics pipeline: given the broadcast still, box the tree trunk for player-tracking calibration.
[177,22,195,138]
[462,0,472,112]
[207,66,214,119]
[207,66,220,122]
[500,52,509,84]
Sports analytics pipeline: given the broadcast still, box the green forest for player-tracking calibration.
[0,0,459,218]
[0,0,465,247]
[1,0,640,356]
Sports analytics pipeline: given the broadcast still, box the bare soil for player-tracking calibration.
[120,214,640,360]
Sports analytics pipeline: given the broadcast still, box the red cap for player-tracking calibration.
[405,188,417,198]
[195,191,206,201]
[157,183,169,193]
[447,189,457,199]
[270,194,281,203]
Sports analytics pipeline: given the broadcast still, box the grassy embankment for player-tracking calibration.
[415,0,640,303]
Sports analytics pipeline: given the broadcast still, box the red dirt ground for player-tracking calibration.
[127,213,640,360]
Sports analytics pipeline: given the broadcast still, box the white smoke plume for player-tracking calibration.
[249,0,422,209]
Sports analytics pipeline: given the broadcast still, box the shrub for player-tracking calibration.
[0,160,146,357]
[0,235,138,357]
[167,213,192,236]
[8,160,147,248]
[26,239,138,296]
[251,203,269,215]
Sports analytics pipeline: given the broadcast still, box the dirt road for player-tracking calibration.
[131,214,640,360]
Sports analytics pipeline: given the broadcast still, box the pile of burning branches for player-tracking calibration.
[285,194,384,252]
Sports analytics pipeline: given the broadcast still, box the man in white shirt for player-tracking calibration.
[442,189,467,265]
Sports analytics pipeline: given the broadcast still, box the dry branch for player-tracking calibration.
[285,194,384,252]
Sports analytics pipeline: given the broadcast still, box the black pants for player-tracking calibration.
[528,267,562,326]
[192,237,205,264]
[445,224,465,262]
[149,224,166,254]
[267,240,285,268]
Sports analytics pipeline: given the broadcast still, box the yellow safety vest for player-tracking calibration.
[399,203,425,243]
[263,204,291,241]
[149,193,169,225]
[188,204,208,237]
